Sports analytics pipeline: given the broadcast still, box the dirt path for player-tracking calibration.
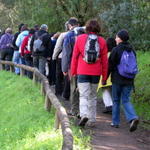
[90,100,150,150]
[51,87,150,150]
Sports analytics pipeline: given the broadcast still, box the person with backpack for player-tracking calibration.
[16,24,29,65]
[20,28,35,78]
[0,28,14,70]
[71,19,108,127]
[12,23,24,75]
[62,17,81,117]
[30,24,52,75]
[47,32,60,85]
[108,29,139,132]
[97,37,116,113]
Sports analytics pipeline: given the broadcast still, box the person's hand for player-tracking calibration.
[63,72,68,76]
[47,57,51,61]
[102,80,107,85]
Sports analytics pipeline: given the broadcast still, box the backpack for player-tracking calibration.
[117,50,138,78]
[33,33,47,52]
[83,34,100,64]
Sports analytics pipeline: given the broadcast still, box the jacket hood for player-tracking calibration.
[37,30,47,36]
[119,42,133,52]
[21,30,29,36]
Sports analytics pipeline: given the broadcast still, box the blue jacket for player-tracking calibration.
[61,30,75,73]
[16,30,29,48]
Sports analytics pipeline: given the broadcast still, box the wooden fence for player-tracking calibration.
[0,60,73,150]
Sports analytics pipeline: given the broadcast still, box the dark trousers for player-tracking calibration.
[24,54,33,79]
[55,58,64,95]
[0,48,13,70]
[47,59,56,85]
[62,75,70,99]
[70,76,79,114]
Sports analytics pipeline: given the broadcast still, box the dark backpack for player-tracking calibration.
[83,34,100,64]
[33,33,47,52]
[117,50,138,78]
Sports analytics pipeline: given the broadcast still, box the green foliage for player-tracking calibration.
[100,0,150,50]
[0,0,149,50]
[132,51,150,121]
[0,71,91,150]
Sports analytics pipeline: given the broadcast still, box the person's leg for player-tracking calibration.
[0,49,7,70]
[5,49,13,70]
[112,83,122,125]
[62,75,70,100]
[24,55,33,79]
[0,49,6,60]
[102,87,113,113]
[70,76,79,115]
[39,56,47,75]
[47,59,52,84]
[78,82,90,126]
[55,58,64,96]
[33,56,39,69]
[12,51,20,74]
[51,60,56,85]
[121,85,139,132]
[88,83,98,123]
[121,85,138,121]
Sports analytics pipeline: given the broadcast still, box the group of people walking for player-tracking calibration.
[0,17,139,132]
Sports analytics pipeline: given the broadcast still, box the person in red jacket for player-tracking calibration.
[21,28,35,78]
[71,19,108,127]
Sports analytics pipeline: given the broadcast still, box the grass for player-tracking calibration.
[0,71,91,150]
[132,51,150,123]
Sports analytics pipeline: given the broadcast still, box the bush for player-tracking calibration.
[100,1,150,51]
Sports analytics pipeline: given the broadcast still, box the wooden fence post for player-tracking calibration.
[44,94,52,112]
[41,81,45,96]
[55,111,60,129]
[10,65,14,73]
[20,68,25,77]
[32,71,36,83]
[2,64,5,70]
[0,63,2,71]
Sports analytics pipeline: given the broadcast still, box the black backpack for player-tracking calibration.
[33,33,47,52]
[83,34,100,64]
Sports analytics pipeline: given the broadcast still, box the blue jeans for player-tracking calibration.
[12,51,21,74]
[112,84,138,125]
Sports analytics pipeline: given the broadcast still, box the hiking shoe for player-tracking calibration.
[102,106,112,114]
[130,119,139,132]
[78,117,88,127]
[110,123,119,128]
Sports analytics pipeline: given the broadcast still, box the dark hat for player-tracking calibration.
[117,29,129,41]
[68,18,79,26]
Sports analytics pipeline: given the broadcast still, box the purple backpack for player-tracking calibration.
[117,50,138,78]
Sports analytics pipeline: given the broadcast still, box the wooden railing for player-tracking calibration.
[0,60,73,150]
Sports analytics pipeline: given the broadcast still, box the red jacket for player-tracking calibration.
[21,34,32,56]
[71,34,108,81]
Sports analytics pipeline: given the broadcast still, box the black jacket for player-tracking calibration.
[109,42,136,85]
[30,30,52,58]
[12,32,20,51]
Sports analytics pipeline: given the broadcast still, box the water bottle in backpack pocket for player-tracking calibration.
[117,50,138,78]
[83,34,100,64]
